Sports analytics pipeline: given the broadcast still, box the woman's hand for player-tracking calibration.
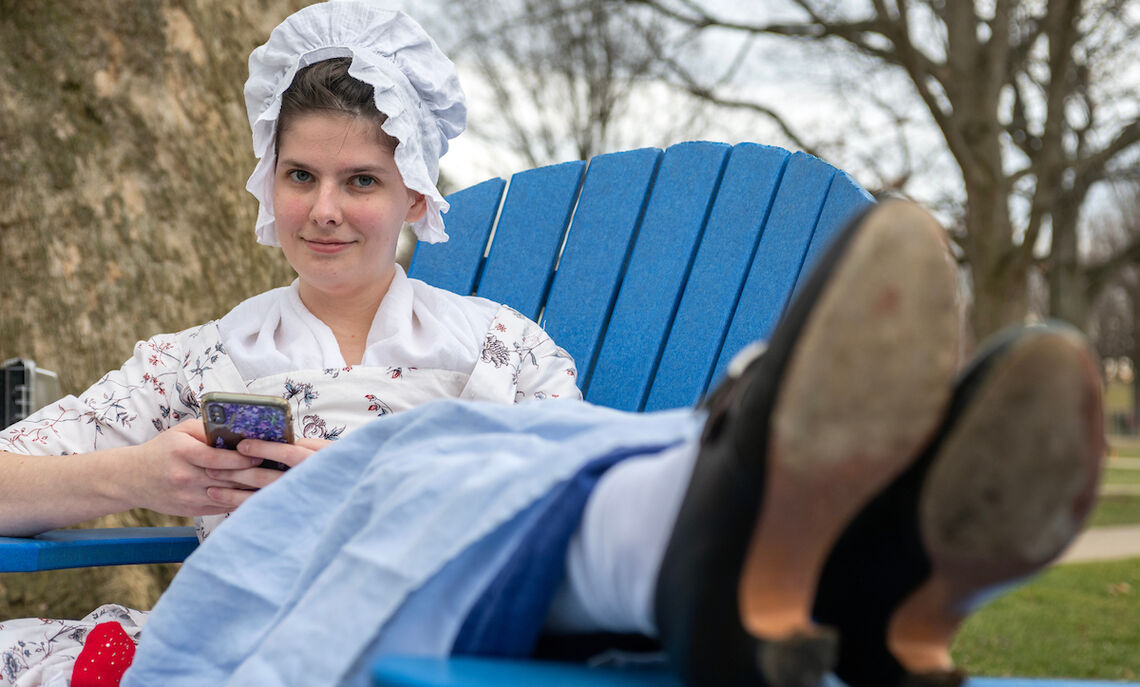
[220,436,331,495]
[235,436,331,473]
[127,421,329,517]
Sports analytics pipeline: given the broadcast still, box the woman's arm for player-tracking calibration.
[0,420,262,537]
[0,420,332,538]
[0,448,138,537]
[0,330,259,535]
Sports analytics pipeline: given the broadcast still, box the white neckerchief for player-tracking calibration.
[217,265,499,381]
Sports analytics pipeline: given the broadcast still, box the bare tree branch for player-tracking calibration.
[1022,0,1083,259]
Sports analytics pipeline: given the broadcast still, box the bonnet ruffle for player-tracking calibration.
[244,1,466,245]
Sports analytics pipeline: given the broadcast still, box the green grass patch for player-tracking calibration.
[1089,495,1140,527]
[1104,467,1140,485]
[952,557,1140,680]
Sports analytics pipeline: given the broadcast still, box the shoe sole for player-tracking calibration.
[886,327,1105,668]
[738,201,961,639]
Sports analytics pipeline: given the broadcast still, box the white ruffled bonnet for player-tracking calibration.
[244,1,466,245]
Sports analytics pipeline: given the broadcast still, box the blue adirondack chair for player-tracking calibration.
[0,142,1128,687]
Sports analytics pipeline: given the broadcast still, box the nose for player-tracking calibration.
[309,182,342,226]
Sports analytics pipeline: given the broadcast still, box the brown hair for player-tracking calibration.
[275,57,399,154]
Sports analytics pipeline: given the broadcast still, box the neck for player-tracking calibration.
[297,271,396,366]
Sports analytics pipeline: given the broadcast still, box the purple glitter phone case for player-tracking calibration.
[201,392,294,470]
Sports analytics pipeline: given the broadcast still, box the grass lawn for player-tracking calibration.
[1089,447,1140,526]
[1089,494,1140,527]
[1105,467,1140,485]
[952,557,1140,681]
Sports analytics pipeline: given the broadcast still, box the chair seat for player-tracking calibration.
[370,655,1138,687]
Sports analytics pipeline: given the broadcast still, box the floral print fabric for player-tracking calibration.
[0,304,578,458]
[0,606,146,687]
[0,301,579,686]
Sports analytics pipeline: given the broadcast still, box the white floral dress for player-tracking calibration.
[0,273,580,687]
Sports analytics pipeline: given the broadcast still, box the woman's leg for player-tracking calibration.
[545,440,700,636]
[545,200,960,684]
[547,209,1103,687]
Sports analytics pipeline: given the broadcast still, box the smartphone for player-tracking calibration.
[200,391,294,471]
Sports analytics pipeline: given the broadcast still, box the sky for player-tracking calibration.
[377,0,957,201]
[377,0,1140,256]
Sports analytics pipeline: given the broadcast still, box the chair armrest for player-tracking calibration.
[0,526,198,572]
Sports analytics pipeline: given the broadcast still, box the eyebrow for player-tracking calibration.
[277,158,396,176]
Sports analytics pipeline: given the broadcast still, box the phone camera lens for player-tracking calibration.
[208,404,227,424]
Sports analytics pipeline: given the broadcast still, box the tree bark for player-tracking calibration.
[963,178,1030,338]
[0,0,313,620]
[1049,194,1091,328]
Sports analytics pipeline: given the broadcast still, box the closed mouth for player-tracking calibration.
[302,238,355,253]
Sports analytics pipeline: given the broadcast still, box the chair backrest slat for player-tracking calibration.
[643,143,791,412]
[540,148,663,391]
[471,161,586,320]
[795,169,875,291]
[408,178,505,294]
[415,142,873,411]
[712,152,873,385]
[584,141,731,410]
[710,152,836,383]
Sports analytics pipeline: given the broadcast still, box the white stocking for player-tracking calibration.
[544,439,700,636]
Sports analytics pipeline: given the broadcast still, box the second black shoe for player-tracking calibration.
[813,322,1106,687]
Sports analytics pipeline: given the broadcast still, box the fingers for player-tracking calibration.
[235,438,325,469]
[151,422,335,517]
[203,486,257,512]
[206,466,283,490]
[171,418,209,442]
[193,449,262,472]
[203,437,331,493]
[166,420,260,471]
[296,438,333,452]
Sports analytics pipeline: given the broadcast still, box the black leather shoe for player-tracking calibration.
[813,323,1105,687]
[655,200,960,686]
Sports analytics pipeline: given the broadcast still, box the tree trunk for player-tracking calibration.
[0,0,313,620]
[960,162,1027,343]
[1048,194,1090,329]
[969,244,1030,343]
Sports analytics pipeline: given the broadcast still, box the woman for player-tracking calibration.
[0,3,1105,687]
[0,6,576,684]
[0,21,577,542]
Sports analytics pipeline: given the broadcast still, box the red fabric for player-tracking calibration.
[71,622,136,687]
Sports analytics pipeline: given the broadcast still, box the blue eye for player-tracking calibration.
[287,169,312,183]
[352,175,377,188]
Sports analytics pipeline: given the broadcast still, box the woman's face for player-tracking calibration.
[273,111,425,306]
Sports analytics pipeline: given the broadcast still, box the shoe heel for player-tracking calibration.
[757,629,839,687]
[887,326,1106,672]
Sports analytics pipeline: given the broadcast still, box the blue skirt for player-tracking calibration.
[123,399,701,687]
